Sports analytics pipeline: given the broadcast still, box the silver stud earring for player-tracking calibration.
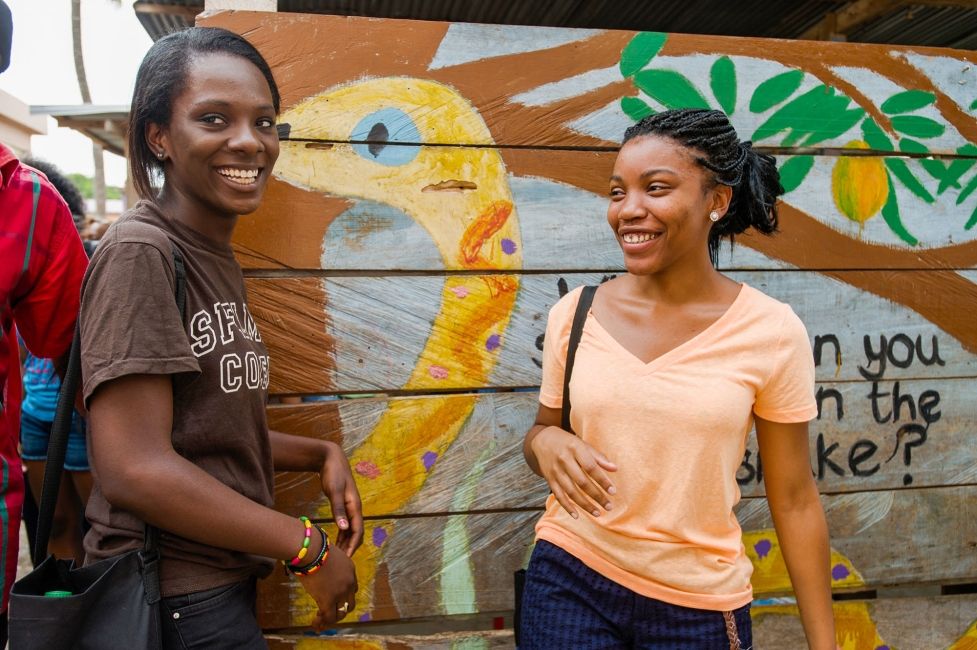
[156,151,165,160]
[709,211,720,222]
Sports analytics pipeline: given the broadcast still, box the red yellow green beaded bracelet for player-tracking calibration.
[285,517,329,576]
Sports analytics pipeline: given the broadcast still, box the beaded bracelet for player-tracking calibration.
[287,522,329,577]
[287,516,314,567]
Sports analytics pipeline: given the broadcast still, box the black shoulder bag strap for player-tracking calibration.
[560,285,597,434]
[34,241,187,605]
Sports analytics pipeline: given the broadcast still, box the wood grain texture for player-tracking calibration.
[269,377,977,518]
[201,12,977,152]
[256,486,977,627]
[264,594,977,649]
[266,630,514,649]
[752,594,977,650]
[236,153,977,273]
[250,271,977,394]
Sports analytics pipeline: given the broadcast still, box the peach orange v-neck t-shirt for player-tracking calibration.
[535,284,817,611]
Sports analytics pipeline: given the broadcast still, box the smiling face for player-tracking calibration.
[607,135,729,277]
[148,52,279,222]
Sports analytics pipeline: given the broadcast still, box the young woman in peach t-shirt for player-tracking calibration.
[521,109,835,649]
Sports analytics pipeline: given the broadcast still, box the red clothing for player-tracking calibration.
[0,142,88,610]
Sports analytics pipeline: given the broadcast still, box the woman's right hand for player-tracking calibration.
[530,425,618,519]
[296,545,358,630]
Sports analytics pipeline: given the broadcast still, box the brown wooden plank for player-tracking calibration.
[266,630,514,649]
[257,486,977,627]
[270,377,977,518]
[264,594,977,648]
[753,594,977,650]
[202,12,977,153]
[235,152,977,273]
[250,271,977,395]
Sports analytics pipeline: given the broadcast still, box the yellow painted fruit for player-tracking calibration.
[832,140,889,223]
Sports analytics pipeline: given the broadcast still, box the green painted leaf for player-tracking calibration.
[956,172,977,205]
[749,69,804,113]
[942,143,977,194]
[620,32,668,77]
[880,172,919,246]
[751,84,862,146]
[891,115,945,139]
[778,155,814,193]
[880,90,936,115]
[939,158,976,194]
[861,119,893,151]
[634,69,711,110]
[897,138,947,182]
[966,203,977,230]
[970,98,977,111]
[710,57,737,115]
[885,158,935,203]
[898,138,928,154]
[621,96,655,121]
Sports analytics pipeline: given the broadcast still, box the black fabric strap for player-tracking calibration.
[35,239,187,601]
[560,286,597,434]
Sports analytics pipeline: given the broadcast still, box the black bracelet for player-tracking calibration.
[288,525,329,576]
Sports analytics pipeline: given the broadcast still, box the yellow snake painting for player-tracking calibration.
[275,77,523,623]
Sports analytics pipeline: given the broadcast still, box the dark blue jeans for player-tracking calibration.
[160,578,267,649]
[519,541,752,650]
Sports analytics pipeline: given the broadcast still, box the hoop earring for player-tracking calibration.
[709,211,720,222]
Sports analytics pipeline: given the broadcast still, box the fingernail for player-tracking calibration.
[605,503,613,510]
[571,512,578,519]
[592,510,600,517]
[338,518,348,529]
[608,486,617,495]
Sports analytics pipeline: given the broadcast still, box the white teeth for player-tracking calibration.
[622,232,659,244]
[217,168,259,184]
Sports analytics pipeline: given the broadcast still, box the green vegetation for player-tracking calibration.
[67,173,123,201]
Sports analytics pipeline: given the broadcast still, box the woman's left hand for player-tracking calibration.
[318,441,364,556]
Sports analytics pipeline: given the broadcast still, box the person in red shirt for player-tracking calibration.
[0,141,89,640]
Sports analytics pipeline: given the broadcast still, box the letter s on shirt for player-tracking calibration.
[190,310,217,357]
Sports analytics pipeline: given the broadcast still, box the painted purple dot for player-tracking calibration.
[753,539,772,559]
[359,613,372,622]
[875,646,890,650]
[501,238,517,255]
[422,450,438,471]
[372,526,388,548]
[831,563,850,581]
[486,334,501,351]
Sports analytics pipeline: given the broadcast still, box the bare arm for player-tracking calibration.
[522,402,617,518]
[268,429,364,555]
[755,415,836,650]
[89,374,357,626]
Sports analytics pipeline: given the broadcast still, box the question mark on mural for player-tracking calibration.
[885,422,928,486]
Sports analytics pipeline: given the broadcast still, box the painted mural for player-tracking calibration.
[201,10,977,649]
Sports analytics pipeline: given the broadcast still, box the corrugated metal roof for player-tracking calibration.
[133,0,977,49]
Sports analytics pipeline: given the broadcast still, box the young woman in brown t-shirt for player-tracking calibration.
[79,28,360,647]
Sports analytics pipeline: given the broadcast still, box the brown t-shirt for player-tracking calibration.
[79,201,275,596]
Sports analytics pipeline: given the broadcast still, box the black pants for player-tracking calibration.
[160,578,267,649]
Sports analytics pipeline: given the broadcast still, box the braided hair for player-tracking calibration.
[622,109,782,266]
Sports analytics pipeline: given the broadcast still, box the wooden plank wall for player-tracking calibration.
[201,11,977,649]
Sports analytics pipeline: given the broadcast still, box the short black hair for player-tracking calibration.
[623,109,783,266]
[22,156,86,232]
[128,26,280,200]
